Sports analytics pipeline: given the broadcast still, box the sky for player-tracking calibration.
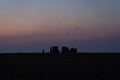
[0,0,120,53]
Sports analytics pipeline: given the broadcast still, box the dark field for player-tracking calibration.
[0,53,119,80]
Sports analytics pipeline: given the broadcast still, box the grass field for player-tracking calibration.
[0,53,119,80]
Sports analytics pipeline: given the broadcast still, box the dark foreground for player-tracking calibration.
[0,53,119,80]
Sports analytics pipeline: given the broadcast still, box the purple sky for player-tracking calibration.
[0,0,120,52]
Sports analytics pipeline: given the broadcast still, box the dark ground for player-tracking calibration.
[0,53,119,80]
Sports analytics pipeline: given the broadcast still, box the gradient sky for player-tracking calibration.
[0,0,120,52]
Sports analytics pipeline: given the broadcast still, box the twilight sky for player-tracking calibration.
[0,0,120,52]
